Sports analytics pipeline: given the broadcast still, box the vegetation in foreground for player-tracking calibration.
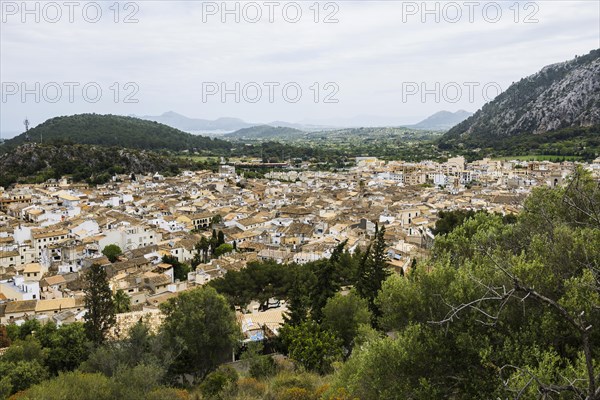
[0,168,598,399]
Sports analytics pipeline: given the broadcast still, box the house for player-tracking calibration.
[34,297,85,318]
[1,299,37,324]
[40,274,67,299]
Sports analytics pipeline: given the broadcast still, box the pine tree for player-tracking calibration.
[311,240,347,322]
[284,269,310,326]
[84,264,116,344]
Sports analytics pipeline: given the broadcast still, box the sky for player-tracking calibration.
[1,0,599,136]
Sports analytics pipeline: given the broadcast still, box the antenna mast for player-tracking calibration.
[23,117,31,141]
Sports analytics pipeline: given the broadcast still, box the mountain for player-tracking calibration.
[440,49,600,150]
[136,111,254,132]
[409,110,473,131]
[224,125,306,139]
[1,114,232,154]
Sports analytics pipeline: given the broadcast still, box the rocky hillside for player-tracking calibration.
[0,143,192,188]
[440,49,600,149]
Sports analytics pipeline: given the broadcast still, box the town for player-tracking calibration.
[2,155,598,337]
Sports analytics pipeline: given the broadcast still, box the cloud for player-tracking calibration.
[1,0,598,133]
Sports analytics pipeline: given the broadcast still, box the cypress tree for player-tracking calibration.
[83,264,116,344]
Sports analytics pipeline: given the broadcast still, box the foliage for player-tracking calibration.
[240,342,278,380]
[84,264,116,344]
[0,325,10,348]
[365,167,600,397]
[113,289,131,313]
[199,366,239,399]
[310,241,346,322]
[355,225,390,322]
[101,244,122,263]
[321,291,371,356]
[159,286,240,382]
[432,209,477,236]
[214,243,234,257]
[37,322,89,374]
[80,320,172,379]
[18,367,186,400]
[162,255,191,281]
[280,321,343,375]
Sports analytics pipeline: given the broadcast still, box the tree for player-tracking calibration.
[161,255,190,281]
[159,286,239,382]
[355,224,390,321]
[0,325,11,347]
[44,323,89,374]
[371,167,600,398]
[113,289,131,313]
[322,291,371,356]
[241,342,277,379]
[310,240,346,322]
[217,230,225,246]
[0,338,50,396]
[280,320,343,375]
[84,264,116,344]
[210,230,220,255]
[193,237,211,266]
[328,324,456,399]
[211,214,223,226]
[199,366,238,399]
[81,320,174,379]
[432,209,477,236]
[214,243,233,257]
[102,244,122,263]
[283,280,309,327]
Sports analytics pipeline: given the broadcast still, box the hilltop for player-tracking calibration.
[1,114,232,154]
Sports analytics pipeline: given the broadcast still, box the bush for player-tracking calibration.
[249,356,277,380]
[199,366,238,399]
[236,377,267,398]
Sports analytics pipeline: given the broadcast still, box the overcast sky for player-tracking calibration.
[1,0,599,135]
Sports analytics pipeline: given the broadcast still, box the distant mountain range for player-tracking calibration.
[135,111,334,133]
[135,111,254,132]
[408,110,473,131]
[135,111,469,135]
[440,49,600,150]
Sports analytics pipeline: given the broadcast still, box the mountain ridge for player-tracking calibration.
[440,49,600,149]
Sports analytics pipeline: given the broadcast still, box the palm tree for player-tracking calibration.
[113,289,131,314]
